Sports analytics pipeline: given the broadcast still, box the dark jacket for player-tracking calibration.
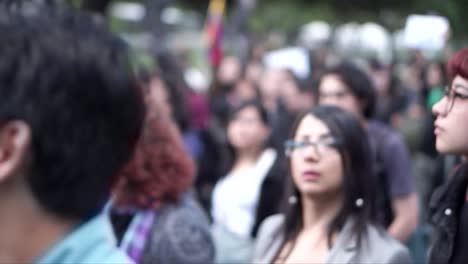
[428,163,468,264]
[250,156,286,238]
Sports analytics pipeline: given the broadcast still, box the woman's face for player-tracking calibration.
[227,106,269,151]
[433,75,468,156]
[289,114,343,197]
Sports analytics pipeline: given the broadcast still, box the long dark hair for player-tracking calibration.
[278,105,376,256]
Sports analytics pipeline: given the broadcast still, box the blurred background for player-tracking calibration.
[39,1,468,263]
[63,0,467,79]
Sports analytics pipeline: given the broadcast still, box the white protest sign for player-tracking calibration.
[403,14,450,50]
[263,47,310,79]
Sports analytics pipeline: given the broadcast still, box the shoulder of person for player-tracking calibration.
[368,121,402,144]
[361,225,412,264]
[256,214,284,237]
[368,120,410,161]
[72,246,134,264]
[93,248,135,264]
[253,214,285,262]
[143,194,215,264]
[156,193,212,236]
[255,214,284,248]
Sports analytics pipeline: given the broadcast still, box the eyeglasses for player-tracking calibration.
[442,85,468,113]
[284,136,342,159]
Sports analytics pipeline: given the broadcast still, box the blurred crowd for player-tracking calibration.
[1,2,468,264]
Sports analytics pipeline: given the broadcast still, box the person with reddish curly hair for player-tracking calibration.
[108,74,215,264]
[429,47,468,264]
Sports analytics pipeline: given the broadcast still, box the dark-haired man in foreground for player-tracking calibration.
[0,5,144,264]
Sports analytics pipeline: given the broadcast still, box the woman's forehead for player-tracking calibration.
[295,115,330,137]
[234,106,260,117]
[320,74,349,92]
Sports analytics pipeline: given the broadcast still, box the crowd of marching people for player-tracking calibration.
[1,2,468,264]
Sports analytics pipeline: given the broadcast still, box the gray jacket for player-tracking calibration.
[140,193,215,264]
[253,215,412,264]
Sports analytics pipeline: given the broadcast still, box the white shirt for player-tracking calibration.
[211,148,277,238]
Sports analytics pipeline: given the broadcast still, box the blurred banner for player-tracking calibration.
[263,47,310,79]
[403,14,450,51]
[203,0,226,67]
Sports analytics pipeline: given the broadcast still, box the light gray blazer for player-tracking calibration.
[252,215,412,264]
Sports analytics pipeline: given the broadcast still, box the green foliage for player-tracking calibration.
[248,1,335,33]
[72,0,467,40]
[130,50,156,72]
[67,0,83,8]
[246,0,468,39]
[411,0,466,39]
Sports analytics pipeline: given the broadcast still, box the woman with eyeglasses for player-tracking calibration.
[429,48,468,264]
[253,105,411,264]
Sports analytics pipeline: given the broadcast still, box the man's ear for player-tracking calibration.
[0,121,31,183]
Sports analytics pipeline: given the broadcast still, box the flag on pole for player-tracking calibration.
[203,0,226,67]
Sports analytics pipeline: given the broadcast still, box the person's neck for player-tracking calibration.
[231,148,262,172]
[236,148,262,163]
[0,187,76,263]
[300,193,342,232]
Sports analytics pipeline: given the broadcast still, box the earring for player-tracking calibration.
[288,195,298,205]
[355,198,364,208]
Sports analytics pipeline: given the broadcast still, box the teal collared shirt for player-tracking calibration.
[35,214,133,264]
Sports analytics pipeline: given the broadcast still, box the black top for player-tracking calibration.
[451,201,468,264]
[110,210,134,245]
[428,163,468,264]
